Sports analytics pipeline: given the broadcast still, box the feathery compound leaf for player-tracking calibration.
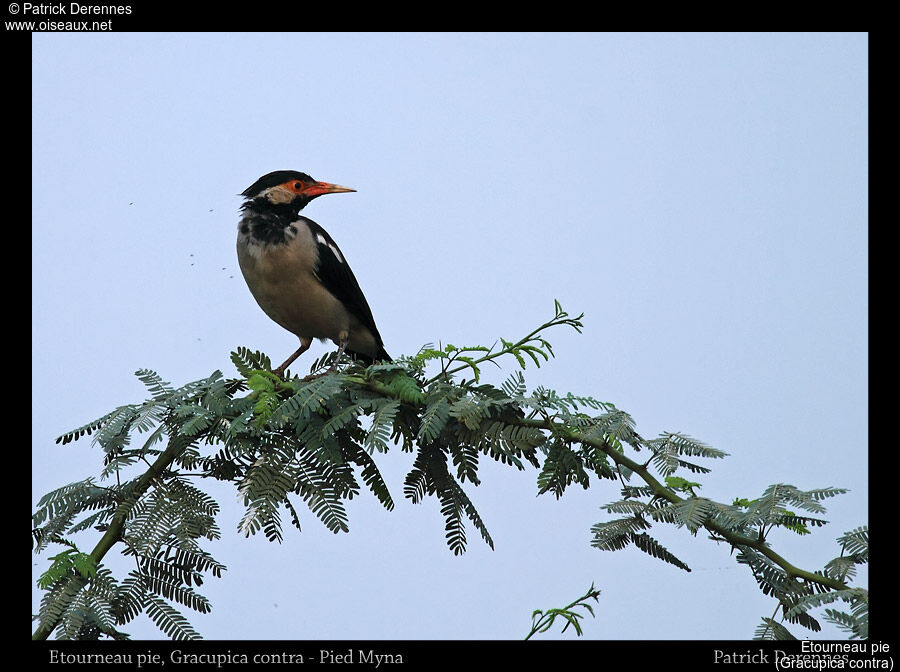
[736,549,790,597]
[775,512,830,535]
[230,347,272,377]
[321,401,363,437]
[525,583,600,640]
[434,474,494,555]
[438,476,494,554]
[142,570,212,614]
[668,497,715,533]
[501,370,527,398]
[756,483,844,517]
[630,532,691,572]
[418,391,452,444]
[452,478,493,551]
[175,403,214,437]
[91,405,139,452]
[782,604,821,633]
[439,486,467,556]
[37,549,98,589]
[537,441,590,498]
[590,516,651,551]
[647,432,726,460]
[823,605,868,639]
[704,500,747,531]
[294,469,351,535]
[363,398,400,453]
[403,463,428,504]
[824,556,858,583]
[580,408,638,447]
[56,409,120,445]
[269,375,344,427]
[450,441,480,484]
[135,369,174,401]
[385,371,426,404]
[346,443,394,511]
[652,450,680,477]
[802,486,850,505]
[836,526,868,559]
[783,588,868,619]
[448,395,490,431]
[602,499,651,516]
[463,421,542,470]
[33,488,119,559]
[144,595,201,640]
[754,618,796,641]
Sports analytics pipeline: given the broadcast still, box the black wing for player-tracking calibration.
[301,216,390,361]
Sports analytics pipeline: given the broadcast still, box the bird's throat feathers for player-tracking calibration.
[239,199,302,247]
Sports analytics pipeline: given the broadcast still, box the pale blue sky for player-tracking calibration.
[32,32,868,639]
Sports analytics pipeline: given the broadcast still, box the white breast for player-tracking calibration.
[237,219,351,342]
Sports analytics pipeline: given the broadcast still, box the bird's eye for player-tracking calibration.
[293,182,303,191]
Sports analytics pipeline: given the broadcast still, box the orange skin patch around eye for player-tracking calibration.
[282,179,356,198]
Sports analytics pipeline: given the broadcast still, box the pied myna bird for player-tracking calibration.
[237,170,390,376]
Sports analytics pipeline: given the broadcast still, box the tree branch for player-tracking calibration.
[513,416,850,593]
[32,434,190,640]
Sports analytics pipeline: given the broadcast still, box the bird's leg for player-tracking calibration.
[327,331,350,373]
[300,332,349,382]
[272,337,312,378]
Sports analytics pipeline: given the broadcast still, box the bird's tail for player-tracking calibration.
[353,347,391,366]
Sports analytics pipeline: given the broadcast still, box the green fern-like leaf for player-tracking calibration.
[144,595,201,640]
[347,443,394,511]
[823,607,867,639]
[37,549,97,589]
[364,398,400,453]
[56,409,120,445]
[449,441,480,485]
[753,618,796,640]
[294,463,351,534]
[448,395,490,431]
[500,370,527,398]
[590,516,651,551]
[439,484,467,555]
[602,499,651,516]
[142,570,211,614]
[736,548,791,597]
[135,369,174,401]
[783,588,868,619]
[385,372,426,404]
[418,390,452,444]
[270,376,344,427]
[648,432,727,460]
[671,497,715,533]
[33,479,112,531]
[537,441,590,498]
[230,347,272,377]
[403,463,428,504]
[322,400,363,437]
[836,526,868,560]
[450,477,493,551]
[630,532,691,572]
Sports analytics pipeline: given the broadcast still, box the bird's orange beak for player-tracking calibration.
[301,181,356,198]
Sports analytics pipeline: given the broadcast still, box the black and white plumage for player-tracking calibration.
[237,170,390,375]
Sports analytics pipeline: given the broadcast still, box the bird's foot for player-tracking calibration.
[271,339,312,379]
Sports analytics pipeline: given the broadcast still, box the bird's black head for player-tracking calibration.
[241,170,355,212]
